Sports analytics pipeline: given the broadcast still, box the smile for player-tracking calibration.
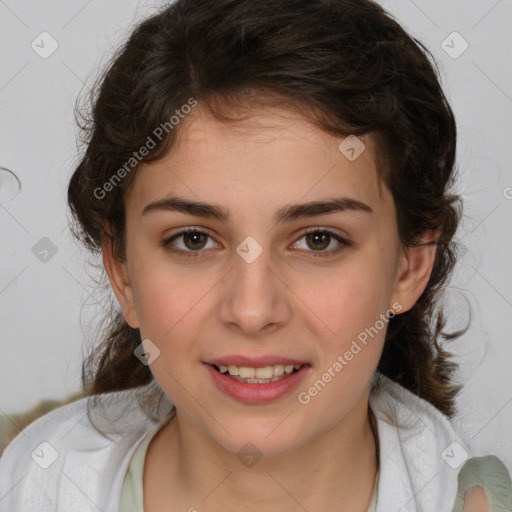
[205,361,311,403]
[213,363,303,383]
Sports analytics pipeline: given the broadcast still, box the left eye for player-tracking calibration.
[292,229,348,256]
[162,228,348,257]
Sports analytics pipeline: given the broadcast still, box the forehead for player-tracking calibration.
[126,106,393,220]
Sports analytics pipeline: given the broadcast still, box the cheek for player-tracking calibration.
[293,249,396,399]
[303,255,395,339]
[294,266,389,428]
[130,266,207,400]
[128,253,207,341]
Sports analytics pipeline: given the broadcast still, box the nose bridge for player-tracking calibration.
[218,237,292,335]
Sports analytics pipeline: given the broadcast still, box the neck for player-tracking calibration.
[145,400,378,512]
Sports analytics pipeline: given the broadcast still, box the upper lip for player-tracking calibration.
[205,355,309,367]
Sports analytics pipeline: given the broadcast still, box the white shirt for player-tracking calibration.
[0,373,470,511]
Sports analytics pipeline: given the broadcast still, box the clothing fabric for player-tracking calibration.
[0,372,509,511]
[118,415,171,512]
[452,455,512,512]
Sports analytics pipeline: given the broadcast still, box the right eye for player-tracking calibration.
[162,228,219,257]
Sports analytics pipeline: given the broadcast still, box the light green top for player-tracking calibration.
[118,415,172,512]
[118,416,379,511]
[451,455,512,512]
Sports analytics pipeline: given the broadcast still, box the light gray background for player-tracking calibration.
[1,0,511,472]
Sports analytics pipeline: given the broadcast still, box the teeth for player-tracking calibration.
[239,367,255,379]
[227,365,239,376]
[255,366,274,379]
[273,364,284,376]
[216,363,303,378]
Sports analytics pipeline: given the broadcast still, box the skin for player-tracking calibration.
[463,486,490,512]
[103,105,438,511]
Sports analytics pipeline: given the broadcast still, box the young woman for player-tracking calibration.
[1,0,510,511]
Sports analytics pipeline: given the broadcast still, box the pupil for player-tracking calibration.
[307,232,329,250]
[185,232,206,250]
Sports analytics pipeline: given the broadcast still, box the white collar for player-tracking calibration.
[370,372,467,511]
[0,375,466,511]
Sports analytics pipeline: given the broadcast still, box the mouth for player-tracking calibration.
[211,363,303,384]
[204,360,311,403]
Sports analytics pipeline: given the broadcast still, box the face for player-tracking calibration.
[104,105,436,456]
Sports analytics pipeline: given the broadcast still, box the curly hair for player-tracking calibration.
[68,0,465,420]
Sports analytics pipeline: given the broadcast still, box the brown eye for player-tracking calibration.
[162,229,218,257]
[293,229,349,257]
[182,231,208,250]
[305,232,331,251]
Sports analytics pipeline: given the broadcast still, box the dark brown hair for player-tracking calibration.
[68,0,465,419]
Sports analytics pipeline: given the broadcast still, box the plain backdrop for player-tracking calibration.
[1,0,511,472]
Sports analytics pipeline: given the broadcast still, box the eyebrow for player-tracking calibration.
[141,195,373,224]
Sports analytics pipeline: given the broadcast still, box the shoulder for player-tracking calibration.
[369,371,463,451]
[0,386,172,511]
[452,455,512,512]
[369,373,510,512]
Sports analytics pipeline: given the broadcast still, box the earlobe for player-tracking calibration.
[392,229,439,314]
[101,228,140,329]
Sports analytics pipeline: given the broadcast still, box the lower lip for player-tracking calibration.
[205,363,310,404]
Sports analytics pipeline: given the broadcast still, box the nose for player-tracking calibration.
[218,244,293,337]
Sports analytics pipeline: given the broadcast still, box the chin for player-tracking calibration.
[207,415,310,458]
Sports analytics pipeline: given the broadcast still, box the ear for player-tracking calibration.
[101,226,140,329]
[391,229,439,314]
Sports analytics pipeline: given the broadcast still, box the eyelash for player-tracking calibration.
[161,227,350,259]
